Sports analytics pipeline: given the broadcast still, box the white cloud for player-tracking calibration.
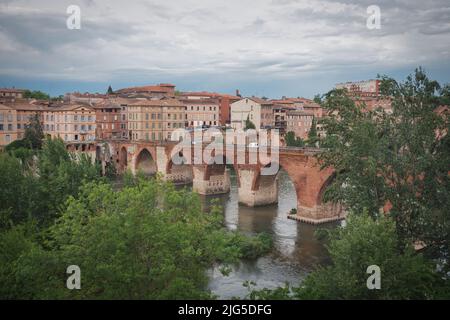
[0,0,449,90]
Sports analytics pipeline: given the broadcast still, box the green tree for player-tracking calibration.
[35,137,102,225]
[0,153,35,228]
[248,213,448,300]
[313,94,322,104]
[23,113,44,149]
[295,213,445,299]
[285,131,304,147]
[107,85,114,94]
[23,90,50,100]
[306,117,318,147]
[2,179,271,299]
[318,68,450,260]
[245,115,256,130]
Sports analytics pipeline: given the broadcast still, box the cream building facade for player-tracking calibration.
[127,99,185,141]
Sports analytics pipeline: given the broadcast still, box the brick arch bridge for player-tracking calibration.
[96,141,344,224]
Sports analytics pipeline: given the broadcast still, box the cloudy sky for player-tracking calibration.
[0,0,449,98]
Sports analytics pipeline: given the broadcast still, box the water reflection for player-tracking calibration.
[200,169,336,299]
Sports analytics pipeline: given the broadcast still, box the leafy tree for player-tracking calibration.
[23,113,44,149]
[285,131,304,147]
[0,138,103,230]
[0,153,35,228]
[245,115,256,130]
[23,90,50,100]
[313,94,322,104]
[107,85,114,94]
[318,68,450,262]
[295,213,445,299]
[35,137,103,224]
[1,179,271,299]
[248,213,448,299]
[306,117,318,147]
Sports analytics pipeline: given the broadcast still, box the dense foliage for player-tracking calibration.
[285,131,305,147]
[249,68,450,299]
[1,138,102,229]
[23,90,51,100]
[318,68,450,261]
[0,138,272,299]
[247,213,449,299]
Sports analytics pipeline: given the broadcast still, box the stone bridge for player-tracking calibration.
[92,140,344,224]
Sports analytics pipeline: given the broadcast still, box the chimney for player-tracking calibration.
[236,89,241,97]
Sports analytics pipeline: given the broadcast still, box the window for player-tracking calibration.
[5,135,11,143]
[0,124,3,131]
[74,125,78,130]
[74,115,78,121]
[17,114,21,121]
[0,114,3,122]
[145,113,149,120]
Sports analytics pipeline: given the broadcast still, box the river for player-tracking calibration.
[197,168,338,299]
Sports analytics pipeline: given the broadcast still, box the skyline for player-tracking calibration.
[1,0,450,98]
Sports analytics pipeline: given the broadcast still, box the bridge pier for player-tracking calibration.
[292,202,345,224]
[237,167,278,207]
[192,165,230,195]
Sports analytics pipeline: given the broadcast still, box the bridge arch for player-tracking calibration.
[135,148,157,176]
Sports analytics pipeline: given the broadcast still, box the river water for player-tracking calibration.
[197,169,337,299]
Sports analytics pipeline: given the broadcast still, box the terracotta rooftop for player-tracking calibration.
[180,91,241,100]
[0,88,25,93]
[116,84,176,94]
[128,99,184,107]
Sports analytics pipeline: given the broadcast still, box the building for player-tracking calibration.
[127,99,185,141]
[0,88,25,100]
[335,80,380,96]
[65,92,108,104]
[0,104,17,147]
[0,102,49,147]
[180,97,220,128]
[43,104,97,142]
[286,110,315,139]
[94,99,128,140]
[116,83,176,99]
[179,91,241,126]
[354,96,393,113]
[230,97,273,131]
